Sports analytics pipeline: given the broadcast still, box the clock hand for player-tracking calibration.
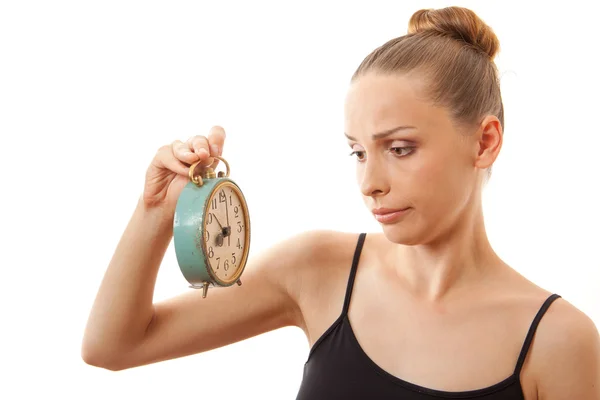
[224,193,231,246]
[212,213,223,229]
[211,213,227,247]
[212,213,230,236]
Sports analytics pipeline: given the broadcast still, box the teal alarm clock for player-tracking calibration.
[173,156,251,298]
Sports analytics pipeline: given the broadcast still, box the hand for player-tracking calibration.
[142,126,226,212]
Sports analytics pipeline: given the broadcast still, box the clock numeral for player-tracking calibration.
[229,195,233,206]
[207,213,213,224]
[224,259,230,271]
[237,221,243,233]
[208,247,214,258]
[212,198,217,210]
[237,238,242,250]
[234,206,239,218]
[215,257,220,269]
[204,230,210,242]
[232,253,237,264]
[219,190,227,203]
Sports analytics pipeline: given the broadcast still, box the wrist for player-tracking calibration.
[137,196,175,228]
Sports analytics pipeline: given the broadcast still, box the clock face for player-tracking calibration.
[203,182,249,283]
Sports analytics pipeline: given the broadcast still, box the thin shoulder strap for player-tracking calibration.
[514,293,562,375]
[341,232,367,317]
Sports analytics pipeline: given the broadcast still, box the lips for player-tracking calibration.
[371,207,410,215]
[371,207,412,224]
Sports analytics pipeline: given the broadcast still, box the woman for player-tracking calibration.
[82,6,600,399]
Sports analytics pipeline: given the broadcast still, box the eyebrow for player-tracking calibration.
[344,125,417,141]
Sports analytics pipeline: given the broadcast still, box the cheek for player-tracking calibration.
[410,153,469,210]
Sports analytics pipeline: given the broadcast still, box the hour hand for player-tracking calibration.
[215,229,230,247]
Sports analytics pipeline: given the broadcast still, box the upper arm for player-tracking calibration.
[534,299,600,399]
[107,229,332,371]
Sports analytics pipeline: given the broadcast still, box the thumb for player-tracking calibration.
[207,125,226,158]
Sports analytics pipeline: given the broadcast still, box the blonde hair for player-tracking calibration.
[352,6,504,179]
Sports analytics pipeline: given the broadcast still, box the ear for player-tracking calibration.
[474,115,503,170]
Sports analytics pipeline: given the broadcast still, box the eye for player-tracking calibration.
[349,150,366,161]
[390,147,415,157]
[349,147,415,162]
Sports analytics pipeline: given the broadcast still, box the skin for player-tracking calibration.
[330,71,599,398]
[81,73,600,400]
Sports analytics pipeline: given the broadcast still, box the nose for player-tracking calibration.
[358,155,390,198]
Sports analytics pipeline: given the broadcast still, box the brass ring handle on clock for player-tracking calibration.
[188,155,230,187]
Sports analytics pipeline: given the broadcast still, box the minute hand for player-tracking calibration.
[224,191,231,246]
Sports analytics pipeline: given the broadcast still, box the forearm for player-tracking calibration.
[82,196,174,362]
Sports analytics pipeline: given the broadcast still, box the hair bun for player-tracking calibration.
[408,7,500,60]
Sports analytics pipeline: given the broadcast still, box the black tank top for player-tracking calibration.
[296,232,561,399]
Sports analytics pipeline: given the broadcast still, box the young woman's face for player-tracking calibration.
[344,72,493,245]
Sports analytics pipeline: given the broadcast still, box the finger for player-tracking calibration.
[171,140,199,165]
[154,145,189,176]
[207,125,226,169]
[187,133,219,168]
[186,135,209,156]
[207,125,226,158]
[186,135,213,166]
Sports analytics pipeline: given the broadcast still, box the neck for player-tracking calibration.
[391,199,501,302]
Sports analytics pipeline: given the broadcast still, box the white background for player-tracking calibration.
[1,0,599,398]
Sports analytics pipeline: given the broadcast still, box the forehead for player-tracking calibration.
[344,73,448,137]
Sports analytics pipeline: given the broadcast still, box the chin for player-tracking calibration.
[373,208,421,245]
[379,224,421,246]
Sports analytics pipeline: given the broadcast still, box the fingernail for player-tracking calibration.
[210,144,220,156]
[197,148,209,157]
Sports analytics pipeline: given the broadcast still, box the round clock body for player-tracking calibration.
[173,158,250,297]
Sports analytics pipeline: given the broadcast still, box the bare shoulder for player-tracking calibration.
[270,229,359,269]
[497,268,600,397]
[528,296,600,399]
[280,229,365,331]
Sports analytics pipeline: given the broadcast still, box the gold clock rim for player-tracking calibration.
[201,180,251,286]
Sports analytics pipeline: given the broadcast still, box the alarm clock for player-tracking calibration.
[173,155,250,298]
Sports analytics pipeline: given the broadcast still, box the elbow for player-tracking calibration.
[81,344,126,371]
